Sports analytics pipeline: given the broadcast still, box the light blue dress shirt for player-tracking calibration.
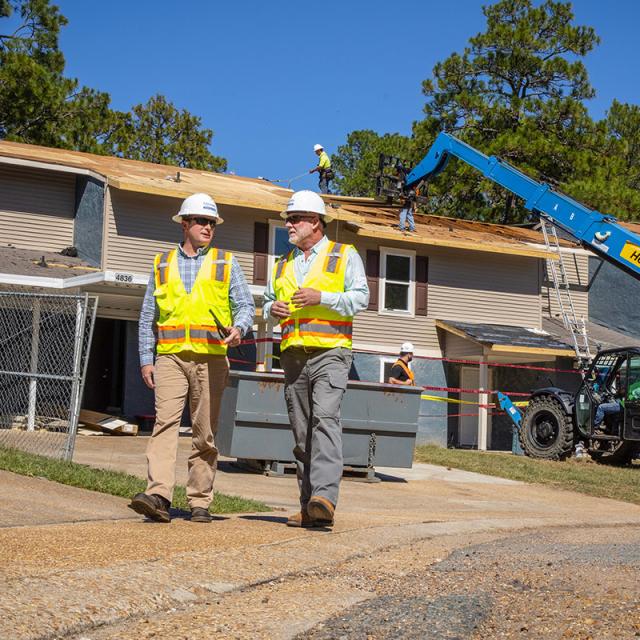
[263,235,369,319]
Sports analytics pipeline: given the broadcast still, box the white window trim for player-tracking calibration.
[267,219,292,282]
[379,246,416,317]
[379,357,396,383]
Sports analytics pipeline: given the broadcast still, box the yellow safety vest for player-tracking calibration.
[318,151,331,170]
[153,247,233,355]
[274,241,353,351]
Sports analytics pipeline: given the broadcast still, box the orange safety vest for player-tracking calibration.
[393,359,415,385]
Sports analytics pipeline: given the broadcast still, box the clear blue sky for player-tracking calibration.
[55,0,639,192]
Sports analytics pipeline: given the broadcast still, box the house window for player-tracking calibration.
[380,356,413,383]
[380,247,415,315]
[269,221,294,265]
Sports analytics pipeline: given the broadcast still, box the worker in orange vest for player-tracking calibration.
[388,342,415,385]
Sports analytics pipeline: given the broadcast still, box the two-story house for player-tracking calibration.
[1,141,633,450]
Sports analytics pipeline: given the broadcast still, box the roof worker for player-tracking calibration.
[264,190,369,528]
[309,143,334,194]
[130,193,255,524]
[388,342,416,385]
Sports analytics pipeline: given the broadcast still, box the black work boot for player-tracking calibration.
[190,507,212,523]
[128,493,171,523]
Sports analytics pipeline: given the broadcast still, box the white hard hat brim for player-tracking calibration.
[280,210,334,224]
[172,213,224,224]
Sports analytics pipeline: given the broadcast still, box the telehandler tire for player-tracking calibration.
[519,396,574,460]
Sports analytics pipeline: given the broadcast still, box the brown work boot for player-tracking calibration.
[286,508,333,528]
[190,507,212,523]
[307,496,335,522]
[128,493,171,523]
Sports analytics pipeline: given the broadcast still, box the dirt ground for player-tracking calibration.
[1,436,639,639]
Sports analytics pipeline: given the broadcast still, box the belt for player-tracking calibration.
[287,345,331,354]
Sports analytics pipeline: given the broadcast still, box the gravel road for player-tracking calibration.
[301,526,640,639]
[58,525,640,640]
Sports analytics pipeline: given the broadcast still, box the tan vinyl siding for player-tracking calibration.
[0,164,75,252]
[541,251,589,321]
[444,333,483,358]
[339,227,543,353]
[341,228,439,354]
[105,189,258,278]
[353,310,440,354]
[428,248,541,328]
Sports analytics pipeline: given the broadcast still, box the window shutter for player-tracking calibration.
[415,255,428,316]
[366,250,380,311]
[253,222,269,285]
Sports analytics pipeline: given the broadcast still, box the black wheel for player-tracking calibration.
[589,441,639,465]
[519,396,574,460]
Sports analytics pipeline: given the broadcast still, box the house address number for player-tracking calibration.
[114,273,134,283]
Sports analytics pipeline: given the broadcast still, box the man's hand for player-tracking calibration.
[291,287,321,308]
[141,364,155,390]
[223,326,242,347]
[270,301,291,319]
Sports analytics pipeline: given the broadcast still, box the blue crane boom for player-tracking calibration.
[405,133,640,280]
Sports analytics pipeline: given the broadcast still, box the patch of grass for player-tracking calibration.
[0,447,270,514]
[415,445,640,505]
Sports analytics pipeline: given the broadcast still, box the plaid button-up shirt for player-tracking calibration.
[138,244,255,366]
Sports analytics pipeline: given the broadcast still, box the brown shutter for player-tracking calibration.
[253,222,269,285]
[415,255,428,316]
[366,250,380,311]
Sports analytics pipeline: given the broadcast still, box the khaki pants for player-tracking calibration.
[146,352,229,509]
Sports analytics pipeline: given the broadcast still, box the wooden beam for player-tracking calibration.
[490,344,575,356]
[354,225,556,260]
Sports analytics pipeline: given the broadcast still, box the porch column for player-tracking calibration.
[255,320,267,372]
[477,352,489,451]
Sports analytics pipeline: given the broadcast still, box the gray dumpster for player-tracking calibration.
[217,370,422,471]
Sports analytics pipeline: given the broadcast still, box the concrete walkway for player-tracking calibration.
[0,436,639,639]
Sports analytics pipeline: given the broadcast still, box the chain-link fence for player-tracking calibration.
[0,291,97,460]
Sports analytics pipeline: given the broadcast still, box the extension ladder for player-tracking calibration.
[540,217,592,364]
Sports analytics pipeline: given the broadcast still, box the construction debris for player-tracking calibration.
[79,410,138,436]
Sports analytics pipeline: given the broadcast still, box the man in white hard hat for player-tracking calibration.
[309,144,333,194]
[388,342,416,385]
[264,190,369,528]
[130,193,255,524]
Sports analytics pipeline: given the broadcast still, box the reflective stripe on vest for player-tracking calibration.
[153,248,232,355]
[209,247,232,283]
[281,318,353,340]
[189,324,226,345]
[274,250,293,282]
[324,242,347,274]
[157,325,186,344]
[155,250,173,288]
[273,240,354,351]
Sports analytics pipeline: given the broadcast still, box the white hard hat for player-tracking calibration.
[281,190,334,224]
[313,144,324,152]
[172,193,224,224]
[400,342,414,353]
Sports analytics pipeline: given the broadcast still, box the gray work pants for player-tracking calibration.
[280,346,352,508]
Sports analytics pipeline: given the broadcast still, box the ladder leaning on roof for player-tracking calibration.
[540,217,592,364]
